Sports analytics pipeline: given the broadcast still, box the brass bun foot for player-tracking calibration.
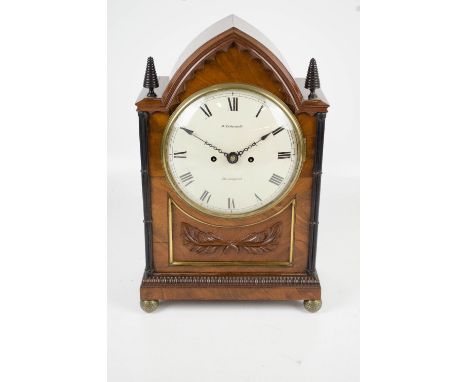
[303,299,322,313]
[140,300,160,313]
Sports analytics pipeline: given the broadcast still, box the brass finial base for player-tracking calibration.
[140,300,160,313]
[303,299,322,313]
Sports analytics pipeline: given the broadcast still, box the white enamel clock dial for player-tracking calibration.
[162,84,304,217]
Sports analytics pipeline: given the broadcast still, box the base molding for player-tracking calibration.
[142,272,319,287]
[140,272,321,301]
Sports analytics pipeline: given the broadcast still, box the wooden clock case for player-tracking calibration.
[135,23,329,312]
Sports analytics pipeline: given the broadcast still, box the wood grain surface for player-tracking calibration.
[136,27,329,301]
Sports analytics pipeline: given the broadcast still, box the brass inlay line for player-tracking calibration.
[168,198,296,267]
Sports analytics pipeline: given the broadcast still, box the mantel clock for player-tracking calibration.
[135,18,329,312]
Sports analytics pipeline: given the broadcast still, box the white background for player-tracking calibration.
[108,0,359,178]
[108,1,359,381]
[2,1,468,382]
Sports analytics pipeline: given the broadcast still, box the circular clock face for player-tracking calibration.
[162,84,304,218]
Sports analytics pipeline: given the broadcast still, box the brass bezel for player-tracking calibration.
[161,83,305,219]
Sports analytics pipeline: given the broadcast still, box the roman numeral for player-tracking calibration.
[269,173,284,186]
[173,151,187,158]
[179,172,194,186]
[278,151,291,159]
[255,105,264,118]
[200,190,211,203]
[228,197,235,209]
[228,97,238,111]
[272,127,284,136]
[255,193,262,202]
[200,104,212,117]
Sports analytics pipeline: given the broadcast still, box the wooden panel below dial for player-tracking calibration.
[168,199,296,266]
[167,198,295,267]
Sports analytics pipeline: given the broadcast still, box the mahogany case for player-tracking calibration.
[135,27,329,304]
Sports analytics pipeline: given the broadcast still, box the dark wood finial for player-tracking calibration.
[143,57,159,97]
[305,58,321,99]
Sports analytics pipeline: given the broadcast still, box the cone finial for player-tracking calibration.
[305,58,321,99]
[143,57,159,97]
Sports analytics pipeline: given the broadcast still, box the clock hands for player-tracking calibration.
[180,127,228,156]
[180,127,193,134]
[180,126,282,164]
[236,128,278,157]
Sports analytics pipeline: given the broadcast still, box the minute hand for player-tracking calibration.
[180,127,228,156]
[236,130,275,156]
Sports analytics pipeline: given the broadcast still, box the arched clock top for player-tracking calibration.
[162,27,303,112]
[136,25,328,116]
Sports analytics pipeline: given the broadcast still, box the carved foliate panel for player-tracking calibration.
[167,198,295,267]
[182,222,282,255]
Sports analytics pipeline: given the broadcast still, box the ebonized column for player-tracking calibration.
[138,111,154,276]
[307,112,327,275]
